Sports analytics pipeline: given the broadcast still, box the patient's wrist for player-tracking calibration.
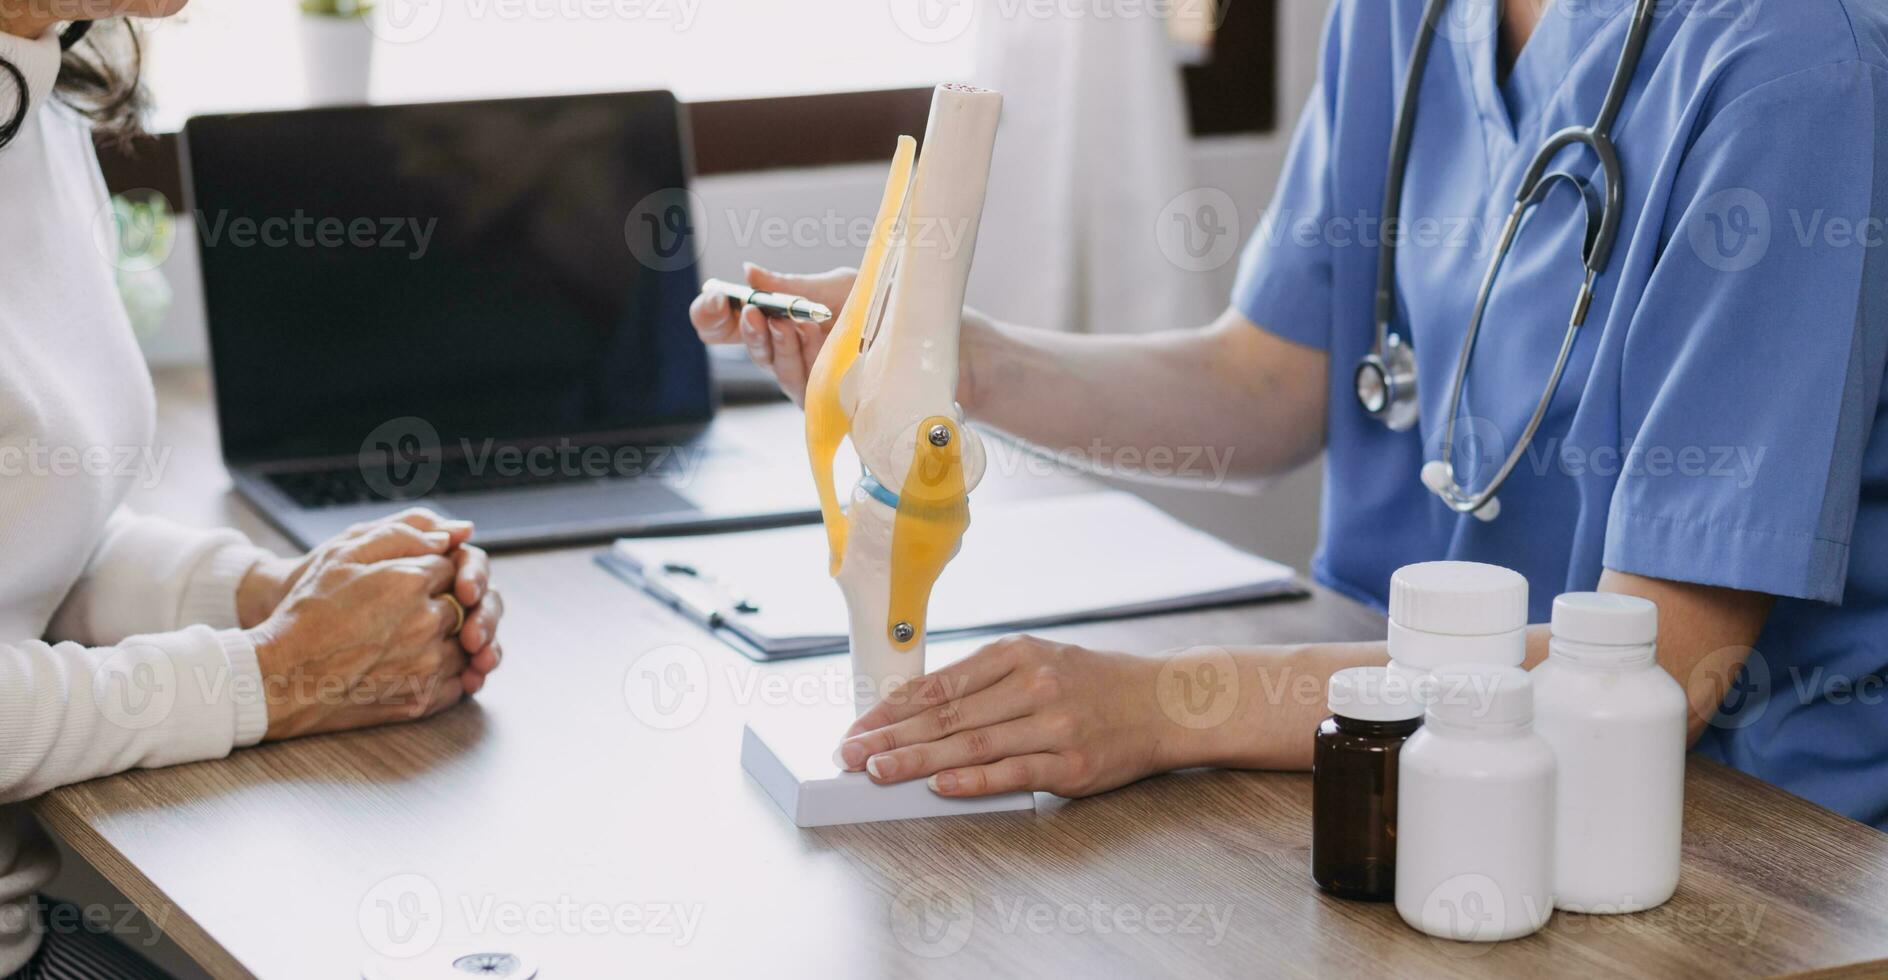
[236,557,295,629]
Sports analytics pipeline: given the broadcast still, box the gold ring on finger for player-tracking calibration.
[443,594,466,637]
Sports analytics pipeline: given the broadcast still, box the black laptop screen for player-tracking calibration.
[185,91,712,464]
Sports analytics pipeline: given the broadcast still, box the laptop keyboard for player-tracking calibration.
[267,439,699,509]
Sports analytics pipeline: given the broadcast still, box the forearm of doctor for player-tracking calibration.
[844,571,1772,795]
[961,309,1329,481]
[690,268,1327,482]
[1188,571,1774,772]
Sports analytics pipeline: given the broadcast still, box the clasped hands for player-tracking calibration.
[234,507,505,740]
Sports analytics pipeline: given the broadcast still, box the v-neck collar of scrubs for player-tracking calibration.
[1452,0,1632,154]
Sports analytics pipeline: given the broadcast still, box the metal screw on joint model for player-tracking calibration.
[928,425,952,447]
[892,622,916,643]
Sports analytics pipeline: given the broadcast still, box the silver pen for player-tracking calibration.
[702,278,833,324]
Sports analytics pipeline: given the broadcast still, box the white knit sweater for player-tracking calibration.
[0,27,273,973]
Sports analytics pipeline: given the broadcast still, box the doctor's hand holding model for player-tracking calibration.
[693,0,1888,828]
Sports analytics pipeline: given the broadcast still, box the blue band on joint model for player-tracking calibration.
[859,472,901,509]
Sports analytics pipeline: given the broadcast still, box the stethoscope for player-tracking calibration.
[1354,0,1658,521]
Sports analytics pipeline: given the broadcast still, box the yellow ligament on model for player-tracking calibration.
[887,416,969,650]
[803,135,916,576]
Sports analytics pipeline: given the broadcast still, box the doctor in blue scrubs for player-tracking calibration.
[694,0,1888,828]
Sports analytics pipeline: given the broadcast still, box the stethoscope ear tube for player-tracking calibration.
[0,58,24,151]
[59,20,94,51]
[1367,0,1454,357]
[2,22,94,152]
[1518,130,1623,279]
[1431,186,1595,521]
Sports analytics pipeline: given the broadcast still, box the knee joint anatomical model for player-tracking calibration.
[804,84,1001,710]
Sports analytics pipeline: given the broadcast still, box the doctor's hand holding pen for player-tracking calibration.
[689,264,978,410]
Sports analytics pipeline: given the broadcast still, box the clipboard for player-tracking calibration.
[596,490,1308,661]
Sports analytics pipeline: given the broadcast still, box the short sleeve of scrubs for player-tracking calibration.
[1229,10,1344,350]
[1605,61,1888,603]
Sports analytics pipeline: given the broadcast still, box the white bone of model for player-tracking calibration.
[806,84,1001,712]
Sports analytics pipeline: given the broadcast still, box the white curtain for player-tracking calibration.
[965,3,1223,335]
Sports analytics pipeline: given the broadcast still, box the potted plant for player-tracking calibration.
[102,190,176,344]
[299,0,374,105]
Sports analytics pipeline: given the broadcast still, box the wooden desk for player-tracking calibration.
[34,369,1888,978]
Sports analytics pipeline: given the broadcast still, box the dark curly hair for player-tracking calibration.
[1,19,146,150]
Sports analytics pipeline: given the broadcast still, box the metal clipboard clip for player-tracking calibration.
[640,562,760,629]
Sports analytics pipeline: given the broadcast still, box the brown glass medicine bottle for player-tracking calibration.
[1311,666,1423,901]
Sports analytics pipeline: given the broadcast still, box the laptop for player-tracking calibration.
[183,91,818,550]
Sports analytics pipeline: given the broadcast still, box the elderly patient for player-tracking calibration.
[0,5,505,976]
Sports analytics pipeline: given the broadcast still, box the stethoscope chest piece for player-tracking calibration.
[1354,331,1420,432]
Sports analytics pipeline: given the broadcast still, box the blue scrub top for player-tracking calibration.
[1233,0,1888,828]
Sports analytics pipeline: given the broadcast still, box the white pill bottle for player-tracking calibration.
[1396,664,1557,942]
[1532,592,1685,913]
[1386,562,1529,692]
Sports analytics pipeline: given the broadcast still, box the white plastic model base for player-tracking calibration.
[742,704,1033,827]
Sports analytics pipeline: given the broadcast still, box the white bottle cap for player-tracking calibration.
[1327,666,1423,723]
[1390,562,1529,635]
[1551,592,1657,647]
[1387,562,1529,669]
[1426,664,1533,729]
